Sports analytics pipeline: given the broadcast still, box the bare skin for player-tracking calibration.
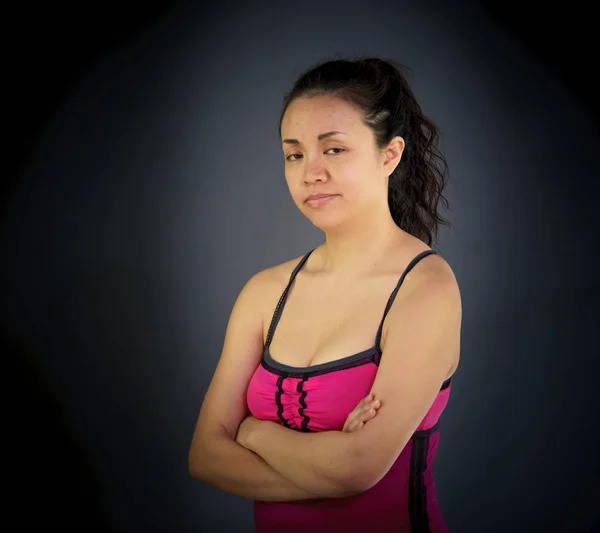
[342,394,381,433]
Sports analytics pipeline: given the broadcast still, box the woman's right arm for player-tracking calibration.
[188,270,321,503]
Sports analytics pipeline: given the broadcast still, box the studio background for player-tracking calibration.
[3,1,599,532]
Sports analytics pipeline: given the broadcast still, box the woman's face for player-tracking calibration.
[280,95,393,231]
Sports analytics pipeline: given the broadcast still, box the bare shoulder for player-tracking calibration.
[415,249,459,291]
[244,252,310,329]
[396,239,460,295]
[247,253,306,295]
[249,253,302,285]
[387,243,462,320]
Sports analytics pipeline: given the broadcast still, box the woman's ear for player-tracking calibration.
[381,136,405,177]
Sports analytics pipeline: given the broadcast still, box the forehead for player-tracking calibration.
[281,95,365,138]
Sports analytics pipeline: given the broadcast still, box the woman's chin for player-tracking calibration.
[304,212,347,232]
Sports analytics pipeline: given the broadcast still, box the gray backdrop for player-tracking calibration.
[2,1,599,532]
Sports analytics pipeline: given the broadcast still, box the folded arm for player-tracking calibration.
[238,419,363,497]
[240,260,462,493]
[191,424,329,502]
[188,267,363,502]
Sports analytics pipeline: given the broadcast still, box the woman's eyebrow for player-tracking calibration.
[282,131,347,144]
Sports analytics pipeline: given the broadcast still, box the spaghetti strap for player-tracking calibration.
[375,249,437,352]
[264,249,315,348]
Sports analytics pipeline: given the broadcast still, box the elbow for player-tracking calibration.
[329,459,378,496]
[341,443,387,494]
[188,425,226,481]
[341,469,381,495]
[340,467,386,495]
[188,457,203,480]
[188,453,204,480]
[356,470,385,493]
[188,443,212,481]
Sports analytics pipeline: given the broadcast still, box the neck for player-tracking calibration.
[318,209,404,276]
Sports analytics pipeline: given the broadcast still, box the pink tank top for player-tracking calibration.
[247,249,452,533]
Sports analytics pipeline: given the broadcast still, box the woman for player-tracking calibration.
[189,56,462,533]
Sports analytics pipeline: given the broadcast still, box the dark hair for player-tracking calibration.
[278,56,452,247]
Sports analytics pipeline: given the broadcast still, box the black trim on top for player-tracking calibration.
[263,348,452,393]
[262,247,439,376]
[262,247,448,432]
[263,345,378,375]
[409,426,434,532]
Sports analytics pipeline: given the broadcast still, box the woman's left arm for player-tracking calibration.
[237,418,361,497]
[238,258,462,495]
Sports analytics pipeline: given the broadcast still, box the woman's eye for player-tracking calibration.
[326,148,344,155]
[286,148,344,162]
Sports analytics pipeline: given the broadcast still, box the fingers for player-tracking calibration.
[343,398,381,432]
[362,399,380,420]
[361,394,373,406]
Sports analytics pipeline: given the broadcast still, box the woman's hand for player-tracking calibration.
[342,394,380,433]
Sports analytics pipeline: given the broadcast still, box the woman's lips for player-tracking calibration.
[305,194,338,208]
